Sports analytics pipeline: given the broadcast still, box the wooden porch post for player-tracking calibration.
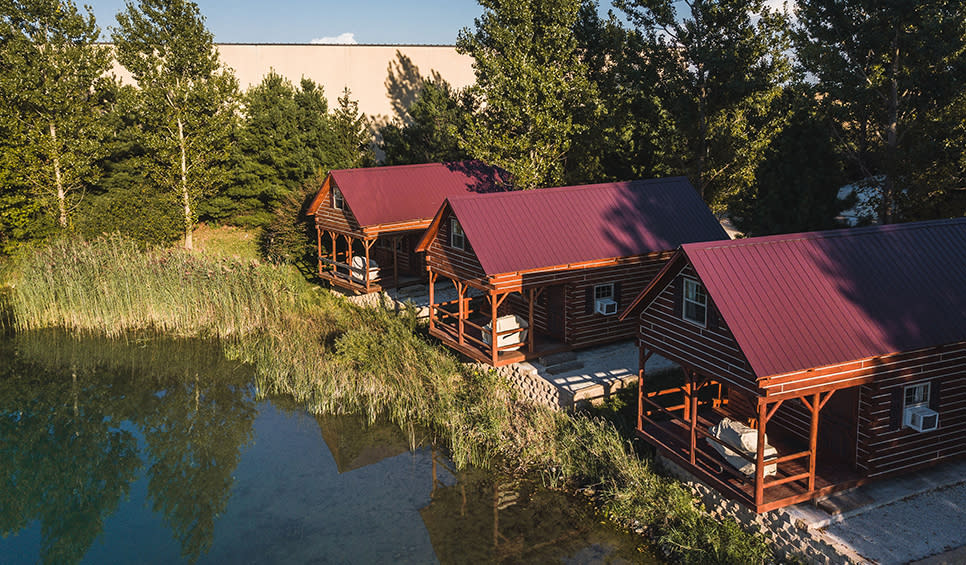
[456,281,466,346]
[689,371,698,465]
[755,399,767,508]
[427,270,437,331]
[363,239,374,292]
[637,347,653,433]
[316,228,324,276]
[329,231,337,268]
[346,235,354,276]
[392,236,399,288]
[527,288,535,354]
[808,392,820,493]
[490,291,499,365]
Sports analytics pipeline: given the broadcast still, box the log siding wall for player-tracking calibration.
[313,180,363,234]
[855,343,966,477]
[638,265,758,395]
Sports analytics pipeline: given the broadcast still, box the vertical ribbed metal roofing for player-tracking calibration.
[447,177,728,275]
[682,218,966,379]
[328,161,508,227]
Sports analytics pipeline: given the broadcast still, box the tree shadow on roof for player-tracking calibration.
[444,160,513,193]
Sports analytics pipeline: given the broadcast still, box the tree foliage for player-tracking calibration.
[731,88,848,236]
[380,77,472,165]
[795,0,966,223]
[329,87,374,170]
[0,0,112,231]
[457,0,592,189]
[616,0,792,209]
[207,72,333,228]
[112,0,238,249]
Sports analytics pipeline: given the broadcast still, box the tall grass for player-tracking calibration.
[3,235,772,564]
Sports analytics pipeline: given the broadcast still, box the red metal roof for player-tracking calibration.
[682,218,966,379]
[325,161,508,227]
[447,177,728,275]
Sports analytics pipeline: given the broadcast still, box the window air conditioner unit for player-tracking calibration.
[595,298,618,316]
[904,406,939,432]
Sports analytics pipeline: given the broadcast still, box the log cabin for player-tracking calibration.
[415,177,729,366]
[619,218,966,513]
[306,161,508,293]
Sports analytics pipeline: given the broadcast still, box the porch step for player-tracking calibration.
[539,351,578,366]
[815,489,875,516]
[545,360,584,375]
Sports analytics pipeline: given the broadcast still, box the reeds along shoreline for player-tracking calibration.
[3,235,772,564]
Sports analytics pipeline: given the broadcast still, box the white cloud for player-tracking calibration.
[311,33,357,45]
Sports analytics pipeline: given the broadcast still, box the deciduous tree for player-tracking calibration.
[112,0,238,249]
[457,0,592,189]
[0,0,112,230]
[795,0,966,223]
[616,0,792,209]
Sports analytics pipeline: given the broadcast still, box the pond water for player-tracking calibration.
[0,331,656,564]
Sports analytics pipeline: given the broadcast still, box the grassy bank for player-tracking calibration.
[2,235,772,564]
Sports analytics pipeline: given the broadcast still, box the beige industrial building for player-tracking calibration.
[109,43,475,124]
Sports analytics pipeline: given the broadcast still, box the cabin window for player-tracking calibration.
[682,279,707,326]
[332,187,344,210]
[450,218,465,250]
[904,383,930,409]
[593,283,617,315]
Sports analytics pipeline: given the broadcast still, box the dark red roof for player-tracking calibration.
[323,161,507,227]
[681,218,966,378]
[447,177,728,275]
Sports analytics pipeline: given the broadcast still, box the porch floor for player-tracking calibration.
[321,270,423,294]
[640,408,863,512]
[429,320,570,367]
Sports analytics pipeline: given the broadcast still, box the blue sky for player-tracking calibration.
[85,0,486,45]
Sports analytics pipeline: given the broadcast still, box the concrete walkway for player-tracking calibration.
[783,458,966,564]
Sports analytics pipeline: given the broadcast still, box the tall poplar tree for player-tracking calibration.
[0,0,112,230]
[616,0,791,209]
[112,0,237,249]
[457,0,592,190]
[795,0,966,223]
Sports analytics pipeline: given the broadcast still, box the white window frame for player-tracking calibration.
[682,278,708,326]
[904,382,930,410]
[593,283,616,315]
[450,218,465,250]
[594,283,614,301]
[333,186,344,210]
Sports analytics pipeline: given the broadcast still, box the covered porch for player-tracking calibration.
[316,228,423,294]
[636,350,864,513]
[427,271,569,367]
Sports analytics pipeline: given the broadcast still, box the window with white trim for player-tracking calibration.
[594,283,617,315]
[450,218,465,250]
[682,279,707,326]
[904,382,930,409]
[332,187,344,210]
[594,283,613,301]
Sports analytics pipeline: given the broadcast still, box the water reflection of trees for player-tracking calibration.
[0,331,257,564]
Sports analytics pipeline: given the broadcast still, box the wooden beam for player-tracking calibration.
[428,270,437,331]
[363,239,373,292]
[490,291,499,365]
[316,228,324,276]
[457,281,465,346]
[392,236,399,288]
[527,288,535,354]
[755,400,767,507]
[638,348,646,433]
[689,372,698,465]
[808,392,820,492]
[764,399,785,424]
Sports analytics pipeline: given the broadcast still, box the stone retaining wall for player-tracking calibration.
[487,362,571,409]
[657,456,866,564]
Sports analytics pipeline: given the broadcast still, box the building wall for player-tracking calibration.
[313,178,364,235]
[855,343,966,477]
[108,43,474,124]
[638,264,758,395]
